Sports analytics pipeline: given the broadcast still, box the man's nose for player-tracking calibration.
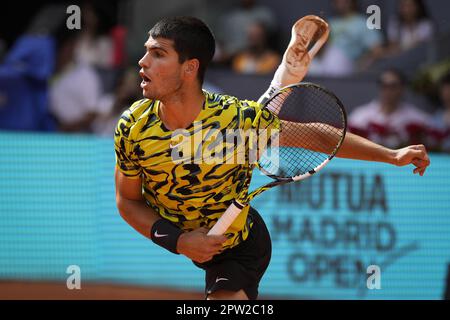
[139,52,150,68]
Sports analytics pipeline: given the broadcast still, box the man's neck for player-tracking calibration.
[158,87,205,130]
[341,11,356,19]
[380,101,400,115]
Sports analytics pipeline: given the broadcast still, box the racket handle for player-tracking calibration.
[207,202,243,235]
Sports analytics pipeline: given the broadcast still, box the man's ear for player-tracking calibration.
[184,58,200,78]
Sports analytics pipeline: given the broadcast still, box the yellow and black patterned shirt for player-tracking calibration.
[114,90,279,249]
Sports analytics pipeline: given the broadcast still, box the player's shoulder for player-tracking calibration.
[203,90,261,110]
[122,98,155,122]
[115,98,156,140]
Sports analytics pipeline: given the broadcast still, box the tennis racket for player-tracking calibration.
[207,82,347,236]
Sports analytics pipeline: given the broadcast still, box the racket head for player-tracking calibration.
[254,82,347,180]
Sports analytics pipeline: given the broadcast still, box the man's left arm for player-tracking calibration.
[337,132,430,176]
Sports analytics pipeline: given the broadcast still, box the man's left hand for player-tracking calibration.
[394,144,430,176]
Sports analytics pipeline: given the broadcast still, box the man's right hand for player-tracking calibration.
[176,227,227,263]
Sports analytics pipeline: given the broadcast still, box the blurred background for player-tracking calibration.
[0,0,450,299]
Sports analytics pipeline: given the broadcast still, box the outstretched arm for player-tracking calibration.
[277,123,430,176]
[336,132,430,176]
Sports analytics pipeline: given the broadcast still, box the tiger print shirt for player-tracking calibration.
[114,90,279,249]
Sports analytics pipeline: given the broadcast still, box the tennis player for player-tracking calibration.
[114,16,430,300]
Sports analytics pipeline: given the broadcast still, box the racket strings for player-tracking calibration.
[258,85,346,178]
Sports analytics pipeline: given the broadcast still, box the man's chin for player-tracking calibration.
[142,90,157,100]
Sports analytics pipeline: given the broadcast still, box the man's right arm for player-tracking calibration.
[114,167,227,262]
[115,167,161,239]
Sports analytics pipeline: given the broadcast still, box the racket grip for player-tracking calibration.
[207,202,243,235]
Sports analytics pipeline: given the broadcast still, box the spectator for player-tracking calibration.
[0,34,56,131]
[49,31,108,133]
[308,42,355,77]
[411,58,450,104]
[310,0,383,76]
[428,73,450,152]
[92,68,141,137]
[0,4,73,132]
[74,1,115,69]
[349,69,431,148]
[215,0,277,63]
[232,22,280,75]
[387,0,435,53]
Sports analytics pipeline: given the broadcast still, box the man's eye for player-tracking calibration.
[153,51,162,58]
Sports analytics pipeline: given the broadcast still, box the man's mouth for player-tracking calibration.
[140,71,151,88]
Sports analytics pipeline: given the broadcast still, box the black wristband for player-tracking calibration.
[150,219,183,254]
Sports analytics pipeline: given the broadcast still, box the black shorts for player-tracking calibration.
[193,207,272,300]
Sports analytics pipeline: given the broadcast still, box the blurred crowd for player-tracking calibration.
[0,1,141,137]
[348,68,450,152]
[0,0,450,152]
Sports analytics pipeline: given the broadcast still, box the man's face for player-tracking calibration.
[399,0,419,22]
[139,36,184,100]
[247,23,266,50]
[333,0,354,15]
[379,72,405,107]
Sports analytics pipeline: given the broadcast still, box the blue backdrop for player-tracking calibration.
[0,132,449,299]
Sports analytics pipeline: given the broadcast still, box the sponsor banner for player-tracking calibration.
[0,133,449,299]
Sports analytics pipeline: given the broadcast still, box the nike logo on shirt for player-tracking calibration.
[169,141,183,149]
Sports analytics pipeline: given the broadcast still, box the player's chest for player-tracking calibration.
[135,109,249,168]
